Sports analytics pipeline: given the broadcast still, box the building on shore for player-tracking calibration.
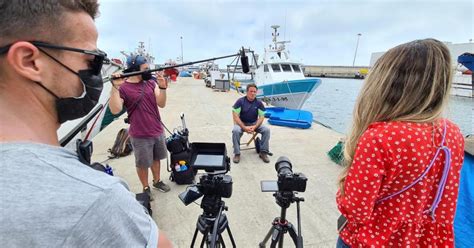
[370,42,474,98]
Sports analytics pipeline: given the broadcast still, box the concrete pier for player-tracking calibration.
[91,77,344,247]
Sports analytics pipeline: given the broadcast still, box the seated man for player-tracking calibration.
[232,83,271,163]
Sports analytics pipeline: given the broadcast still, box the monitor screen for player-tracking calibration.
[194,154,224,168]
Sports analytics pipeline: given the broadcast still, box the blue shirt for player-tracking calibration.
[232,96,265,123]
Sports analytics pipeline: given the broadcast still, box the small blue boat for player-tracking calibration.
[179,71,192,77]
[264,107,313,129]
[458,53,474,71]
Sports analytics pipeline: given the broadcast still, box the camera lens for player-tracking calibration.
[275,156,292,175]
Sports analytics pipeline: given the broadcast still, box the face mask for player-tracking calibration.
[35,68,104,123]
[34,45,105,123]
[142,70,152,81]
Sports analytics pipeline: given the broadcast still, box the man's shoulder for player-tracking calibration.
[0,142,128,191]
[233,97,245,106]
[0,143,140,247]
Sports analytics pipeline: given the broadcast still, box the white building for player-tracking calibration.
[370,42,474,67]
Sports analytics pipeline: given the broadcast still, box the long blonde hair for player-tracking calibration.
[338,39,452,195]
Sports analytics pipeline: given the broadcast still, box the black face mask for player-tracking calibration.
[142,70,152,81]
[32,43,106,123]
[35,69,104,123]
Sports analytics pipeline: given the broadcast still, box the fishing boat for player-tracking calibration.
[235,25,322,109]
[453,53,474,98]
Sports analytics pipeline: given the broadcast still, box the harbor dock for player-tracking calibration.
[91,77,344,247]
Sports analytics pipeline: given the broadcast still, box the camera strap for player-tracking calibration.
[126,80,146,122]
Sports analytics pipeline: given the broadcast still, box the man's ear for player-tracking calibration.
[6,42,45,82]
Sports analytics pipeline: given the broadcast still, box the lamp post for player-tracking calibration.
[352,33,362,67]
[180,36,184,63]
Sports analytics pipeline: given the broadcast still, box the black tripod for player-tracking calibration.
[259,192,304,248]
[191,195,236,248]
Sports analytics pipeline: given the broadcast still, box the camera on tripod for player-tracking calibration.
[179,160,232,206]
[259,156,307,248]
[261,156,307,193]
[178,142,232,205]
[178,143,237,248]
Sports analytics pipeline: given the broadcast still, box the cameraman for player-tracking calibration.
[109,55,171,199]
[232,83,271,163]
[0,1,171,247]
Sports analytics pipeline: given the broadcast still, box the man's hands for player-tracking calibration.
[155,71,167,89]
[111,73,125,88]
[244,125,256,134]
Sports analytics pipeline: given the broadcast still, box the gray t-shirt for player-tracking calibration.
[0,142,159,247]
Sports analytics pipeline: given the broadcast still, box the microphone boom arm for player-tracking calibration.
[109,51,246,80]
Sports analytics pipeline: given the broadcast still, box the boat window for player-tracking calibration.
[271,64,281,72]
[291,64,301,72]
[264,65,269,72]
[281,64,292,72]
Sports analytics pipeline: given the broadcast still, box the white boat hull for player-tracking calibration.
[258,91,314,109]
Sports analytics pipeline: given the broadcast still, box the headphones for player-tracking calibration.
[131,55,140,71]
[124,55,140,73]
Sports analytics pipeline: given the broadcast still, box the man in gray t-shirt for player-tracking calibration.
[0,143,159,247]
[0,1,171,247]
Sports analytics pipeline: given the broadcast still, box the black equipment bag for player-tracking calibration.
[166,133,188,154]
[169,149,195,185]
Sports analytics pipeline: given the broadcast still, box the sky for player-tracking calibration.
[95,0,473,67]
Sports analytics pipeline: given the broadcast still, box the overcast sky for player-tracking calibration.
[96,0,473,67]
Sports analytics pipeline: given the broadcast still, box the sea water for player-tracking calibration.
[303,78,473,136]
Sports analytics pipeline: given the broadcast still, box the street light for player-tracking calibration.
[352,33,362,67]
[180,36,184,63]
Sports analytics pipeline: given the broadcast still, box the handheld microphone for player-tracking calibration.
[240,47,250,73]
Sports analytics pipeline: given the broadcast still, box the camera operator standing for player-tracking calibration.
[110,55,171,199]
[0,1,171,247]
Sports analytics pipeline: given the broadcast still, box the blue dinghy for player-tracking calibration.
[264,107,313,129]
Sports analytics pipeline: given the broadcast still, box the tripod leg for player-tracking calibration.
[287,223,300,247]
[219,234,226,248]
[269,228,282,248]
[200,232,207,248]
[226,226,237,248]
[191,228,199,248]
[259,226,275,248]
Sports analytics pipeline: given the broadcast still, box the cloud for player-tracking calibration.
[96,0,473,66]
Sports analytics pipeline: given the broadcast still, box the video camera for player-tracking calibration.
[259,156,307,248]
[179,143,232,207]
[261,156,307,193]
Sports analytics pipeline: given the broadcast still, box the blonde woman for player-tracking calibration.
[336,39,465,247]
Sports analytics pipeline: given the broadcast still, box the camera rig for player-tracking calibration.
[259,156,307,248]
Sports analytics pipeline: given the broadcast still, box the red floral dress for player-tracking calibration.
[336,120,465,247]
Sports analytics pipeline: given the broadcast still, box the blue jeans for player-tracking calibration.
[336,236,350,248]
[232,123,270,155]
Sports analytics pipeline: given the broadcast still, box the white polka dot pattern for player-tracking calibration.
[336,119,465,247]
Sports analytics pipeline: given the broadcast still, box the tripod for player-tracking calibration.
[191,195,236,248]
[259,192,304,248]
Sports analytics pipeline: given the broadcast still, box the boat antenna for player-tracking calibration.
[284,10,287,41]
